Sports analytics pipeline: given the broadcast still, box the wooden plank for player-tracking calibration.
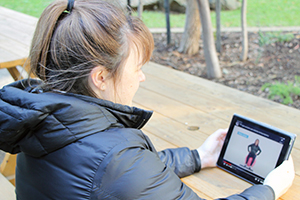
[7,67,24,81]
[0,34,30,57]
[0,15,36,36]
[0,26,33,47]
[0,153,17,186]
[134,102,210,149]
[0,48,26,67]
[0,173,16,200]
[139,72,238,119]
[0,6,38,26]
[182,167,252,199]
[0,58,27,69]
[134,88,229,138]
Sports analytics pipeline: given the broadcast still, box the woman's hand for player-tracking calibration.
[263,157,295,199]
[197,129,227,169]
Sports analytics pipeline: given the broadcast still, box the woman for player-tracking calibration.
[0,0,294,199]
[245,139,261,170]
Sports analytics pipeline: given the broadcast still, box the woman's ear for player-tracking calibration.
[89,66,109,96]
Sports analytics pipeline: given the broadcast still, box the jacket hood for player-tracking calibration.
[0,79,152,157]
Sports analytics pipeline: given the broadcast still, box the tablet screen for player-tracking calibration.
[217,114,295,185]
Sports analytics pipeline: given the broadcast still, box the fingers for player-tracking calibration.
[212,128,228,139]
[216,128,228,142]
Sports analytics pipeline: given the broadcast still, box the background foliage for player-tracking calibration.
[0,0,299,28]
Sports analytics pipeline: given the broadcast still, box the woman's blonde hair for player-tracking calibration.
[29,0,154,97]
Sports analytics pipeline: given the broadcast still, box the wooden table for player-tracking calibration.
[134,62,300,199]
[1,6,299,200]
[0,6,37,80]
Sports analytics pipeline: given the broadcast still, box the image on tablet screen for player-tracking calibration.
[223,122,284,178]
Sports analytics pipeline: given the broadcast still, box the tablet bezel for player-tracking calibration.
[217,114,296,185]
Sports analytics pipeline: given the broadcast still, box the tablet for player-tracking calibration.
[217,114,296,185]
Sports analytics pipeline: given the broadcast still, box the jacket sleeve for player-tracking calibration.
[158,147,201,178]
[92,142,202,199]
[91,143,275,200]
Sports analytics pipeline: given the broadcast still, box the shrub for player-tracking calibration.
[261,76,300,105]
[258,31,294,46]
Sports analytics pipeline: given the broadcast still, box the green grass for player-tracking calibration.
[210,0,300,28]
[258,31,295,46]
[0,0,53,17]
[137,11,186,29]
[261,76,300,105]
[0,0,299,28]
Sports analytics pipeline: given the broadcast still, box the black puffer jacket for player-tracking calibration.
[0,80,274,200]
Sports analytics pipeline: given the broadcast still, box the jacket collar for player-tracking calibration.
[0,79,152,157]
[65,93,153,129]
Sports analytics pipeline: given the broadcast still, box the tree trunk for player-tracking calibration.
[216,0,221,53]
[138,0,143,19]
[127,0,132,14]
[196,0,222,79]
[164,0,171,44]
[240,0,248,61]
[178,0,201,55]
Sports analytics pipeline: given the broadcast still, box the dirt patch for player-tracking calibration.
[151,31,300,109]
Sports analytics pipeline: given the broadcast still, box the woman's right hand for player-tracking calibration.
[263,157,295,199]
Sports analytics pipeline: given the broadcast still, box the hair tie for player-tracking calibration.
[66,0,75,13]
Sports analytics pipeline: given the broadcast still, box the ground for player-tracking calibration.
[151,31,300,109]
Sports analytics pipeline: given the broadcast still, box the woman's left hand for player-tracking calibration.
[197,129,228,169]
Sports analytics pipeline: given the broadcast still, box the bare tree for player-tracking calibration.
[127,0,131,13]
[240,0,248,61]
[196,0,222,78]
[178,0,201,55]
[216,0,221,53]
[138,0,143,19]
[164,0,171,44]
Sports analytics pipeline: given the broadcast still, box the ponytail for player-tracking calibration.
[30,0,67,80]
